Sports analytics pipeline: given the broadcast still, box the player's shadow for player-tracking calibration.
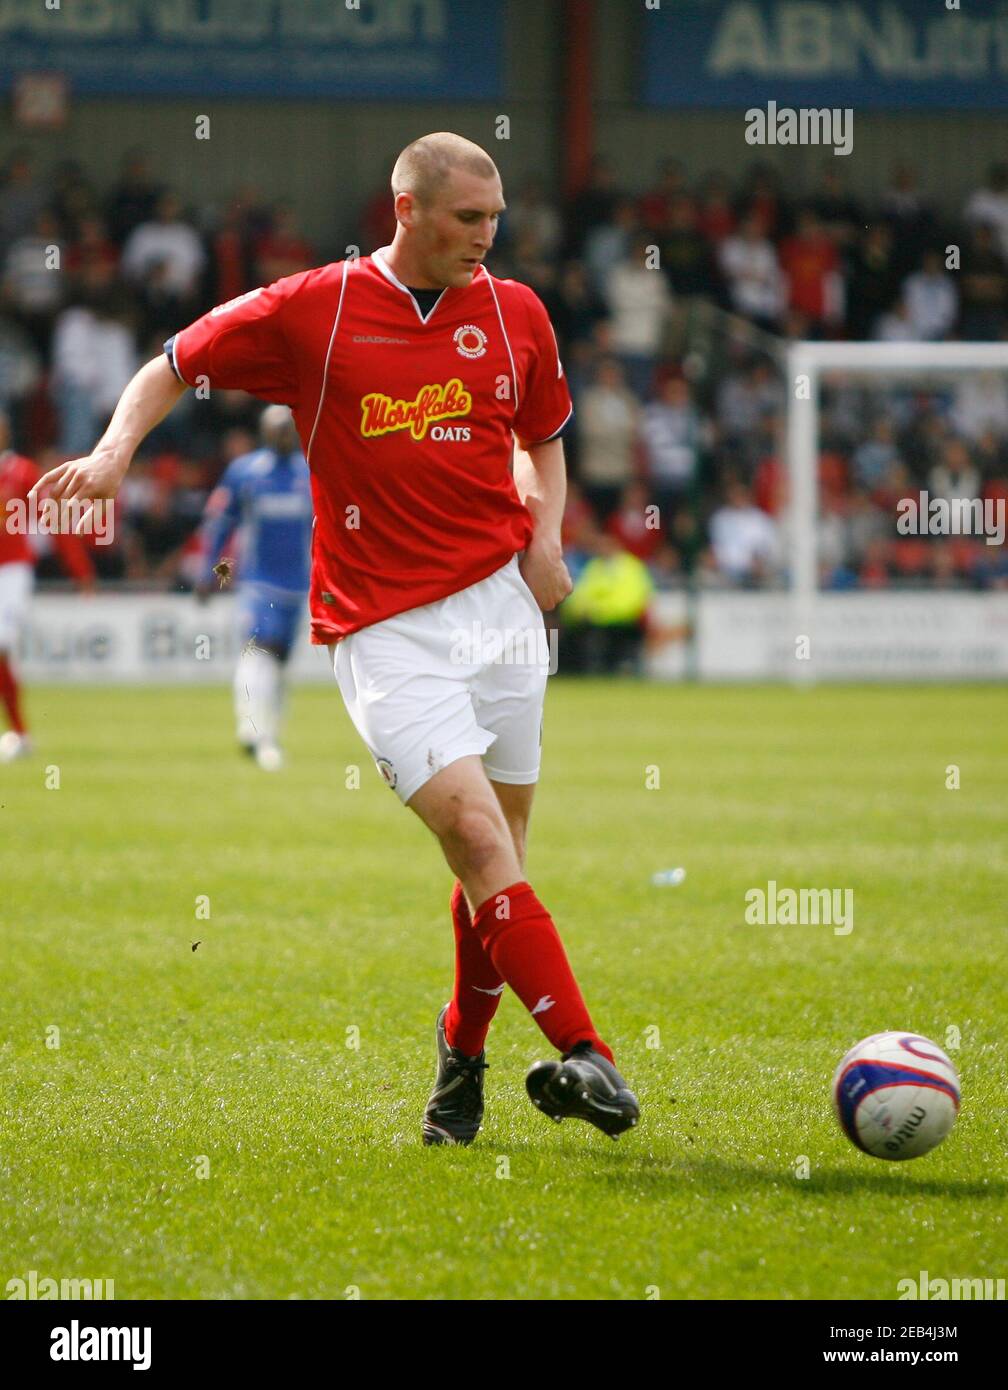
[491,1143,1007,1200]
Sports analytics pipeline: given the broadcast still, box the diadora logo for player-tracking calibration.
[360,378,472,441]
[210,287,263,317]
[453,324,488,359]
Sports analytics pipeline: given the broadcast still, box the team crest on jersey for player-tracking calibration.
[359,378,472,442]
[210,287,263,317]
[375,757,397,789]
[453,324,488,359]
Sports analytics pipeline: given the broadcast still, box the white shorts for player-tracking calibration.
[0,562,33,651]
[330,554,550,804]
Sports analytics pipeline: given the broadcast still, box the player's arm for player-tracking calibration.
[29,355,187,514]
[513,436,573,611]
[31,275,304,518]
[195,466,243,597]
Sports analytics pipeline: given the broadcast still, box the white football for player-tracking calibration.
[832,1031,960,1160]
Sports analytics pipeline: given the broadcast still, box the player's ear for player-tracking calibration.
[394,191,418,228]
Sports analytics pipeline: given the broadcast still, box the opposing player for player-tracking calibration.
[31,133,640,1144]
[195,404,312,771]
[1,409,95,762]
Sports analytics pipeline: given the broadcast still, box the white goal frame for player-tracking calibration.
[785,340,1008,682]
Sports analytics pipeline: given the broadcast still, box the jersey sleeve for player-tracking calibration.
[170,275,308,406]
[511,287,574,451]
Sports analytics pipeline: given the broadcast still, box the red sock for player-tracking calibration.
[0,656,25,734]
[472,881,613,1062]
[443,880,505,1057]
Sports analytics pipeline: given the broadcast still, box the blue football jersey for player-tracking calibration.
[199,448,313,596]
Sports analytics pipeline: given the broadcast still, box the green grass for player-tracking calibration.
[2,682,1006,1300]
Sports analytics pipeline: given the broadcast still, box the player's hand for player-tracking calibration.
[27,449,128,534]
[519,537,572,612]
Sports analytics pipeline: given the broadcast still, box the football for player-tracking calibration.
[832,1032,961,1160]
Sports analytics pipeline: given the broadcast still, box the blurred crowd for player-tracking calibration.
[2,146,1007,613]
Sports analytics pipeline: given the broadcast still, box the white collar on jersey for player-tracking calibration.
[371,245,484,325]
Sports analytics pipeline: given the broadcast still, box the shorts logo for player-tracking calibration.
[210,287,263,317]
[453,324,487,359]
[359,378,472,442]
[375,757,397,789]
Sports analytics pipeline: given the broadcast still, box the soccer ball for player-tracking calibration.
[832,1032,960,1160]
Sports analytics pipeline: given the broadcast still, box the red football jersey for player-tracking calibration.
[0,451,95,579]
[169,250,572,642]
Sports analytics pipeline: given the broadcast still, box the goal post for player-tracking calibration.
[785,340,1008,684]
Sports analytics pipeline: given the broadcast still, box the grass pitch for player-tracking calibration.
[2,681,1006,1299]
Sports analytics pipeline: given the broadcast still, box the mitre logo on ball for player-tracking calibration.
[453,324,488,359]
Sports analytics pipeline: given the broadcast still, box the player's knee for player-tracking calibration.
[441,803,510,879]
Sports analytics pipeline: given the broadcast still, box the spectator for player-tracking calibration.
[928,439,980,504]
[565,157,619,256]
[846,224,901,339]
[819,492,856,589]
[778,208,842,330]
[105,148,162,247]
[639,375,705,522]
[254,202,315,283]
[695,172,736,246]
[65,213,119,294]
[584,198,638,299]
[508,226,557,298]
[881,163,936,277]
[660,195,723,302]
[778,207,839,329]
[575,357,640,520]
[2,209,65,357]
[718,213,784,329]
[874,298,917,342]
[736,163,788,240]
[561,530,654,675]
[809,164,863,250]
[852,418,901,491]
[964,162,1008,261]
[359,158,400,253]
[706,479,778,586]
[951,372,1008,443]
[121,191,206,302]
[549,260,605,353]
[51,284,139,456]
[716,358,784,444]
[0,314,42,440]
[637,158,686,233]
[503,176,562,261]
[51,159,99,242]
[603,232,672,397]
[208,196,254,305]
[0,149,50,245]
[957,223,1008,340]
[902,249,958,340]
[605,480,665,562]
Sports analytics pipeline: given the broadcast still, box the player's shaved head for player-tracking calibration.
[392,133,499,207]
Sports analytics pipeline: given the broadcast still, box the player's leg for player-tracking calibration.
[0,562,34,762]
[408,756,639,1137]
[471,560,639,1136]
[328,576,639,1138]
[437,778,531,1057]
[249,594,302,770]
[489,776,533,875]
[407,757,611,1060]
[232,587,288,770]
